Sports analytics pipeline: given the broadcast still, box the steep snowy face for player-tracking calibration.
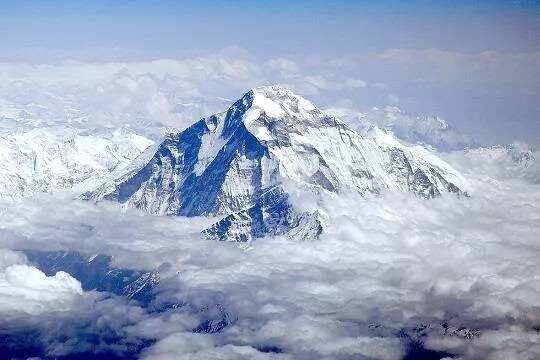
[0,129,152,200]
[239,86,468,198]
[86,86,469,241]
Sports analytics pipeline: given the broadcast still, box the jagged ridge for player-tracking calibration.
[85,86,469,241]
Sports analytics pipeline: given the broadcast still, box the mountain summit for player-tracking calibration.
[85,86,469,241]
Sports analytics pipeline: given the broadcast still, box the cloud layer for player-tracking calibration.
[2,48,539,145]
[1,151,539,359]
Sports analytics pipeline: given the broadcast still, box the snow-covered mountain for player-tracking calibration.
[0,128,152,200]
[85,86,469,242]
[326,105,476,151]
[444,142,538,183]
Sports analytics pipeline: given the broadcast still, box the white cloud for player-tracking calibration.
[140,333,290,360]
[0,155,538,358]
[425,325,540,360]
[267,58,300,74]
[0,248,27,270]
[373,82,389,90]
[0,262,83,321]
[345,78,367,88]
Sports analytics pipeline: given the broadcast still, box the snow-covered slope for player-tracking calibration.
[0,128,152,200]
[368,106,476,151]
[85,86,469,241]
[326,105,476,151]
[444,142,538,183]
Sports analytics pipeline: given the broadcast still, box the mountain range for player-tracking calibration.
[0,128,151,200]
[84,86,469,242]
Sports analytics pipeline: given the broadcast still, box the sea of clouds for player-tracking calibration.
[0,52,539,359]
[1,147,539,359]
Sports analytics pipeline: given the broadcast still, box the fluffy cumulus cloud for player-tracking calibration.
[0,248,159,357]
[0,264,83,319]
[0,249,84,322]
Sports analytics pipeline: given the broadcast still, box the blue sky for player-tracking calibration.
[2,0,538,56]
[0,0,539,145]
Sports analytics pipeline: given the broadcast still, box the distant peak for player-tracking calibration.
[243,85,319,120]
[250,85,297,97]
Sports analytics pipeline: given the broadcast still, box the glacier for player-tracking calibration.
[85,86,469,242]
